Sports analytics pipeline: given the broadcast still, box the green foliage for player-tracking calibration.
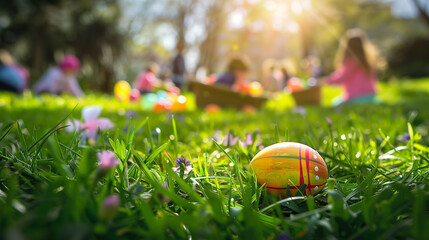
[1,81,429,239]
[387,35,429,78]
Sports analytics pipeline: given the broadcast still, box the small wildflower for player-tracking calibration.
[239,132,261,148]
[224,132,239,146]
[399,133,411,143]
[173,157,192,175]
[276,232,291,240]
[98,150,120,172]
[66,106,114,142]
[214,130,261,148]
[326,117,332,125]
[161,181,170,203]
[292,106,306,116]
[65,119,81,133]
[99,194,120,220]
[125,110,137,119]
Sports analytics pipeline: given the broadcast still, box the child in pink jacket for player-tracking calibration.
[133,62,160,94]
[325,29,378,105]
[33,55,83,97]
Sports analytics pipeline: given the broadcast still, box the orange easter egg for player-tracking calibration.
[242,105,256,113]
[250,142,328,197]
[171,95,187,111]
[205,104,220,113]
[287,77,303,92]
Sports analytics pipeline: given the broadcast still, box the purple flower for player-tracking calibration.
[276,232,291,240]
[399,133,411,143]
[125,110,137,119]
[173,157,192,175]
[326,117,332,125]
[99,194,120,219]
[98,150,120,172]
[292,106,307,116]
[175,157,191,167]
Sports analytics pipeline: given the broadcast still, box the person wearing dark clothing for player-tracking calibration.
[215,56,250,90]
[172,43,186,89]
[0,60,23,93]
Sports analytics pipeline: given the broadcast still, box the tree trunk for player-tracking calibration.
[412,0,429,28]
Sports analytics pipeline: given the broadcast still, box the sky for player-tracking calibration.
[387,0,420,18]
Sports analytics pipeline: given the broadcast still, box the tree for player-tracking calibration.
[411,0,429,28]
[0,0,124,91]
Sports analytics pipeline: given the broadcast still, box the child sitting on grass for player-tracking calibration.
[33,55,83,97]
[324,28,378,105]
[133,62,160,94]
[0,59,23,93]
[215,55,250,93]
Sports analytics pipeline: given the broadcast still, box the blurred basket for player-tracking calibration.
[188,81,268,109]
[291,85,321,106]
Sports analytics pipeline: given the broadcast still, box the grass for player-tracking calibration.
[1,79,429,239]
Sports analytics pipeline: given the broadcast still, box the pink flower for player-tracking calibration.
[98,150,120,172]
[213,130,261,149]
[66,106,114,141]
[326,117,332,125]
[99,194,120,219]
[239,132,261,148]
[80,106,114,139]
[66,119,81,132]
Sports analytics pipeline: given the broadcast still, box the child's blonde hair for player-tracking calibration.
[335,28,378,75]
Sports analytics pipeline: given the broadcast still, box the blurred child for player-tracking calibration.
[303,55,322,79]
[215,55,250,92]
[0,50,29,92]
[324,29,378,105]
[33,55,83,97]
[262,59,284,92]
[134,62,160,94]
[0,59,23,93]
[159,69,177,91]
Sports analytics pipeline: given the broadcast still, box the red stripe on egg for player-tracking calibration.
[305,147,312,195]
[299,145,304,186]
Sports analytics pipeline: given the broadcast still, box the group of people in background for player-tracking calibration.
[0,28,378,106]
[0,42,187,98]
[212,28,378,105]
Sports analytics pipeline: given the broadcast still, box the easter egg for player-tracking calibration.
[250,142,328,197]
[242,105,256,113]
[153,99,172,113]
[171,95,187,111]
[205,104,220,113]
[169,87,181,95]
[114,81,131,102]
[157,90,169,100]
[141,93,158,110]
[287,77,304,92]
[236,83,250,94]
[249,81,263,97]
[129,89,141,102]
[153,102,166,113]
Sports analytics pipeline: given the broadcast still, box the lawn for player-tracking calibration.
[1,79,429,239]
